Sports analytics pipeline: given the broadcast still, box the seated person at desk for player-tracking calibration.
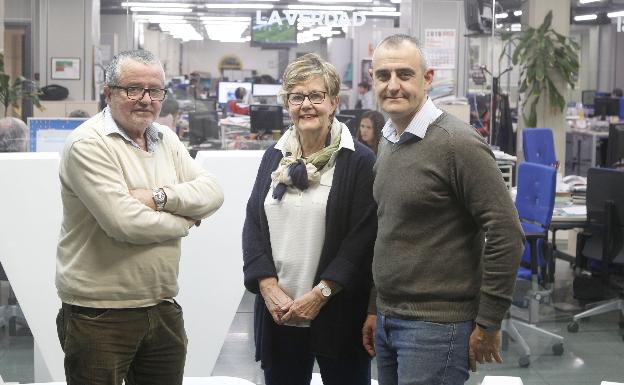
[156,97,182,138]
[227,87,250,115]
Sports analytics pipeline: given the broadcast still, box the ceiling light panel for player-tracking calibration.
[122,2,192,7]
[287,5,355,11]
[130,7,192,13]
[204,3,274,9]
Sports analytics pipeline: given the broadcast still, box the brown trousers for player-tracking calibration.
[56,301,187,385]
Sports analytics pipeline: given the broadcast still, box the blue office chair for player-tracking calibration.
[515,162,557,283]
[522,128,558,168]
[567,167,624,338]
[502,162,564,367]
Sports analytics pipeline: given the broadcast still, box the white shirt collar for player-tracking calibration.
[382,97,443,143]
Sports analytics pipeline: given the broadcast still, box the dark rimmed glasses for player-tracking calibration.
[111,85,167,102]
[287,91,327,106]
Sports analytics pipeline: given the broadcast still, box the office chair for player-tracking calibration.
[502,162,564,367]
[522,128,558,168]
[567,167,624,338]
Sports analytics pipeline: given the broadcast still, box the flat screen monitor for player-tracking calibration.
[188,111,219,145]
[582,90,596,107]
[594,96,621,120]
[193,96,218,114]
[252,84,282,97]
[338,109,366,136]
[250,104,284,134]
[251,17,297,48]
[607,123,624,167]
[335,114,358,137]
[218,81,252,105]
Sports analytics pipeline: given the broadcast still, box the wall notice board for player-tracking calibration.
[28,118,87,152]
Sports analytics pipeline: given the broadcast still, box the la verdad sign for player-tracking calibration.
[255,10,367,27]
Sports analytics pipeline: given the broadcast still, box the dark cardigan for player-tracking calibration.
[242,141,377,368]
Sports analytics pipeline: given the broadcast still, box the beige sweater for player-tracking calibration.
[56,111,224,308]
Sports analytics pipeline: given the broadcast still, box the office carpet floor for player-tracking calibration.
[1,258,623,384]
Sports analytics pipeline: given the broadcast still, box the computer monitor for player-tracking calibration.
[193,96,218,114]
[582,90,596,107]
[594,97,621,120]
[188,111,219,145]
[338,109,366,136]
[218,81,252,105]
[250,104,284,134]
[252,84,282,97]
[335,114,358,136]
[607,123,624,167]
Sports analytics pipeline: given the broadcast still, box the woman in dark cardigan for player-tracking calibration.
[242,53,377,385]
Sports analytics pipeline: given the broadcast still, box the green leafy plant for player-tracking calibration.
[0,52,42,117]
[502,10,579,127]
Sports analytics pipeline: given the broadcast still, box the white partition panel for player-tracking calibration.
[0,150,265,381]
[0,152,64,381]
[181,151,263,376]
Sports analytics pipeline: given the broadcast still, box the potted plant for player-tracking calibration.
[0,52,42,117]
[502,10,579,127]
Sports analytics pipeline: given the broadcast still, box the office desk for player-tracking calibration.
[548,205,587,283]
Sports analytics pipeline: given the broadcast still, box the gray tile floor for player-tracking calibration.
[213,258,624,385]
[1,258,623,384]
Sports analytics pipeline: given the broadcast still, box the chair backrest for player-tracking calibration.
[515,162,557,229]
[522,128,557,167]
[583,167,624,264]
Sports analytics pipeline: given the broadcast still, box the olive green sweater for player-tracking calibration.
[372,113,524,329]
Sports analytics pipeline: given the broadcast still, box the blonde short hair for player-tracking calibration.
[279,53,340,105]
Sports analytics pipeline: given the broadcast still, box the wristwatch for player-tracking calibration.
[152,188,167,211]
[317,281,332,298]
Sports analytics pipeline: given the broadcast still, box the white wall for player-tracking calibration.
[182,40,280,79]
[35,0,99,101]
[101,14,133,53]
[141,26,181,79]
[4,0,30,20]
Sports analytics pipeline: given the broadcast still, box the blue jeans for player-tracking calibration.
[264,325,371,385]
[375,313,473,385]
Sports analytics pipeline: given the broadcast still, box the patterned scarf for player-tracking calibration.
[271,118,344,200]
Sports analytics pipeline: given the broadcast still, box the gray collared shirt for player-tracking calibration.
[102,107,163,153]
[381,97,443,145]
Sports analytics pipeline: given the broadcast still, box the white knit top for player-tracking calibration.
[264,164,334,327]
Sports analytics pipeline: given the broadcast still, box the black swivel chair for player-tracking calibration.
[567,167,624,338]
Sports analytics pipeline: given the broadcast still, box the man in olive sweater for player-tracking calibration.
[367,35,525,384]
[55,50,224,385]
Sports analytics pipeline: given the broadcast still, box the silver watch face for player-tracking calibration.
[321,286,331,297]
[154,190,166,203]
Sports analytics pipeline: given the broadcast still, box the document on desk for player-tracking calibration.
[559,206,587,216]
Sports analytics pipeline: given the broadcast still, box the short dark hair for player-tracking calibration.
[613,88,623,97]
[159,97,180,117]
[375,34,428,71]
[358,82,371,91]
[235,87,247,100]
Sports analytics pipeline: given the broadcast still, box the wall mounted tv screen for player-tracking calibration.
[251,18,297,48]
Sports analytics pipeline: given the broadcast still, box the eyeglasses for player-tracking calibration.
[111,85,167,102]
[287,91,327,106]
